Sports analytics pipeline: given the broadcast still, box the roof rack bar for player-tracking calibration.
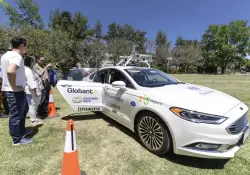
[111,53,153,68]
[124,56,133,67]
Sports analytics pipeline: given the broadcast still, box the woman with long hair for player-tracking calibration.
[24,56,44,125]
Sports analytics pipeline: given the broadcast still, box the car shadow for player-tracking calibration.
[61,112,229,169]
[61,113,102,121]
[25,124,43,138]
[61,112,136,139]
[162,153,229,169]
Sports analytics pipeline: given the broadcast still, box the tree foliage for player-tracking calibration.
[154,30,172,66]
[201,20,250,73]
[107,38,131,65]
[1,0,43,28]
[0,1,250,73]
[104,23,147,53]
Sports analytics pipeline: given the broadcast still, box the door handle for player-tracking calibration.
[61,84,72,87]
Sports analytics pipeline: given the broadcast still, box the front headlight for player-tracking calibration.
[170,107,228,124]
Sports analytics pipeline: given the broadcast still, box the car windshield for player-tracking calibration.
[125,68,183,87]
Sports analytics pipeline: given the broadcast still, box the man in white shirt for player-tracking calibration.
[1,37,33,145]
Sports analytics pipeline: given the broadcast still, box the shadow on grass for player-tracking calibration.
[61,113,102,121]
[61,112,136,139]
[162,153,229,169]
[25,124,43,138]
[61,112,229,169]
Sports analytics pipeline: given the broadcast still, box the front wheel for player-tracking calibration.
[136,112,172,156]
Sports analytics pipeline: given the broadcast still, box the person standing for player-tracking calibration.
[0,57,10,117]
[33,56,52,118]
[24,56,44,125]
[76,62,81,69]
[1,36,33,145]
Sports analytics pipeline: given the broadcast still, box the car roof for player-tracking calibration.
[99,66,152,70]
[69,68,97,70]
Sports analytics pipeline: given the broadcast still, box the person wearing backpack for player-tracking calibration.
[33,55,52,119]
[47,68,57,87]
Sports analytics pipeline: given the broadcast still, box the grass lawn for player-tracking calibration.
[0,74,250,175]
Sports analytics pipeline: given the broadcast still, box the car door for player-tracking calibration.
[57,73,105,112]
[103,68,138,127]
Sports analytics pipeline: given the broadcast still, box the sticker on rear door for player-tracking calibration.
[78,107,100,111]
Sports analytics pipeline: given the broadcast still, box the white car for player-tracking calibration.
[57,66,249,159]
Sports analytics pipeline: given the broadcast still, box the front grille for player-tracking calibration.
[226,113,249,134]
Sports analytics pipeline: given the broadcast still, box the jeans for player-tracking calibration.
[3,94,9,114]
[37,80,51,118]
[4,91,29,143]
[26,91,41,122]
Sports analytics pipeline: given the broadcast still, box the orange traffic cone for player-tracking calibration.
[47,90,58,118]
[61,120,87,175]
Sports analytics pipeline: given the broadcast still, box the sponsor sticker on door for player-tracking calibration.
[83,97,98,103]
[72,97,82,103]
[78,107,100,111]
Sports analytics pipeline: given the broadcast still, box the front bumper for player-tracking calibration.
[169,103,249,159]
[175,126,249,159]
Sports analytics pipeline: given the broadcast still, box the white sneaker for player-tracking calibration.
[31,119,43,125]
[13,138,33,145]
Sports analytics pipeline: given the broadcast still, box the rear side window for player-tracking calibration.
[62,70,85,81]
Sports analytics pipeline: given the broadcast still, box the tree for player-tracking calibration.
[145,39,156,54]
[173,36,203,73]
[132,29,147,53]
[94,20,103,39]
[201,20,250,74]
[49,9,95,66]
[0,26,13,53]
[45,29,75,70]
[104,22,121,41]
[155,30,170,46]
[104,23,147,53]
[107,38,131,65]
[154,30,171,66]
[1,0,44,28]
[174,42,203,73]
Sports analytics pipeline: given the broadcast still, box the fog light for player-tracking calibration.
[194,143,221,150]
[185,142,222,151]
[185,142,232,152]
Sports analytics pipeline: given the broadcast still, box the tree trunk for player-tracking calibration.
[221,65,226,74]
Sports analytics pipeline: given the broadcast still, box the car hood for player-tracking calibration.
[143,83,242,116]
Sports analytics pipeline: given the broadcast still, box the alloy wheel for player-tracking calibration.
[138,116,164,151]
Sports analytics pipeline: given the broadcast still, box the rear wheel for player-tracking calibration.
[136,112,172,156]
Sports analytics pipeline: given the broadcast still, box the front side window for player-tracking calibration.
[125,68,182,87]
[93,69,109,83]
[108,69,134,89]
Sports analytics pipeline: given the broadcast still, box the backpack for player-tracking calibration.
[47,69,57,87]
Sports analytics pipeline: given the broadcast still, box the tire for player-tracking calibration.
[135,111,172,156]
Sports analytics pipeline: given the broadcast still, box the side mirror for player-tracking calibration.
[111,81,126,88]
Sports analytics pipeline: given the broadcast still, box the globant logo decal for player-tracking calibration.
[72,97,82,103]
[67,88,97,94]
